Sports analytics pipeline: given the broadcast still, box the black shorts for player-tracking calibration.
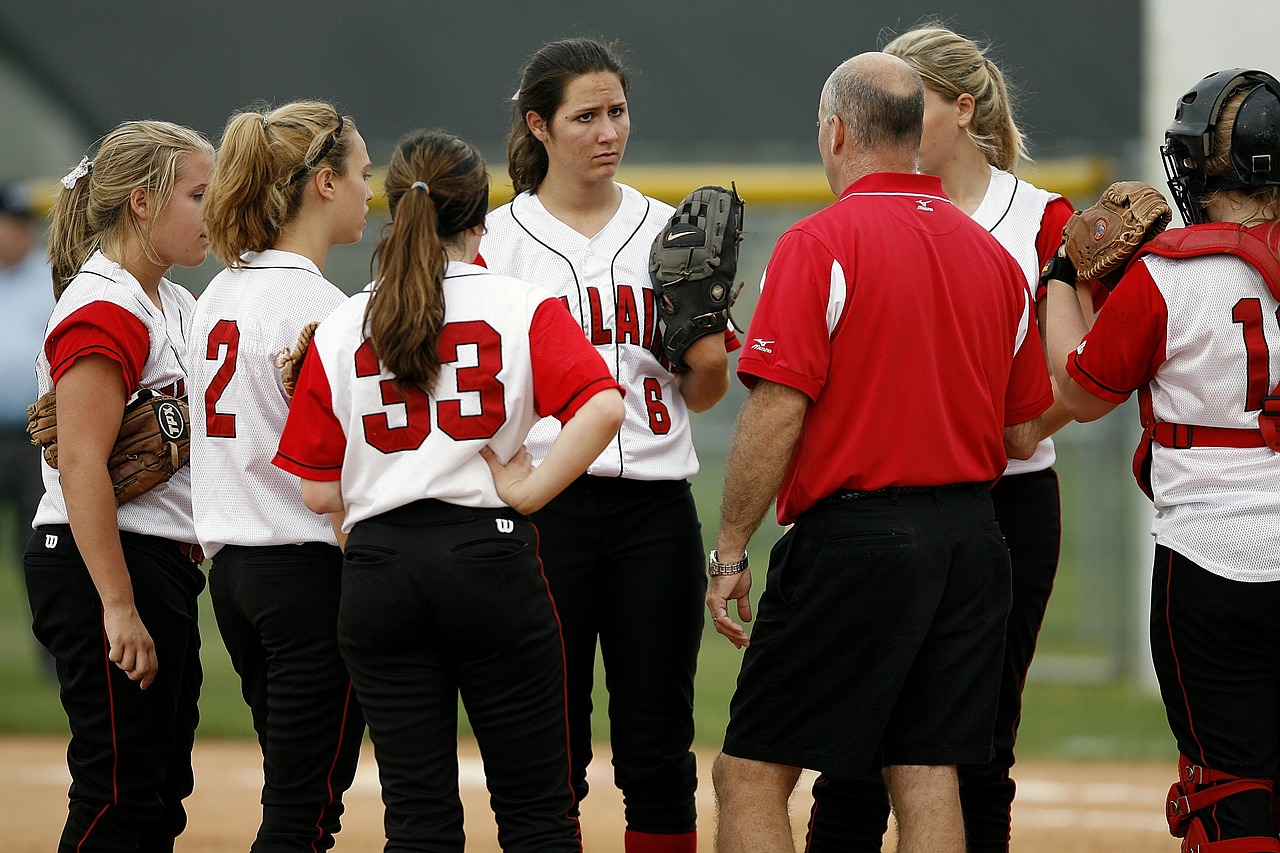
[722,484,1011,776]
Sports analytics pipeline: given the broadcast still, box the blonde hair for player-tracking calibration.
[884,23,1028,171]
[203,101,354,267]
[366,130,489,392]
[48,121,214,298]
[1204,86,1280,223]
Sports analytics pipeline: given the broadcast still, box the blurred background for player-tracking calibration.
[0,0,1275,764]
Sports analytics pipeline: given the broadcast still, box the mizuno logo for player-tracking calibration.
[751,338,774,353]
[916,199,934,212]
[496,518,515,534]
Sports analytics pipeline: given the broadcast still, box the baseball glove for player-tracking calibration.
[277,321,318,398]
[649,185,745,369]
[27,388,191,505]
[1064,181,1172,289]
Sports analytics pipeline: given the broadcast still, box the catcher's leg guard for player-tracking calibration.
[1166,755,1280,852]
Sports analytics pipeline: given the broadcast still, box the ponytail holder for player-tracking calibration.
[261,115,269,130]
[60,156,93,190]
[411,181,430,193]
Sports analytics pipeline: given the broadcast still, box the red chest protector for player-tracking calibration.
[1128,223,1280,498]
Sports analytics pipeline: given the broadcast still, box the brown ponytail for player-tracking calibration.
[366,130,489,391]
[506,37,629,194]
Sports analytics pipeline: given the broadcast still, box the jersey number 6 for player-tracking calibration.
[355,320,508,453]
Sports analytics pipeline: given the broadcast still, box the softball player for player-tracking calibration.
[479,37,737,853]
[189,101,371,851]
[1047,68,1280,853]
[274,128,624,852]
[25,121,212,852]
[805,26,1083,853]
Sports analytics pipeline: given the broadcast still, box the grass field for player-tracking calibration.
[0,456,1174,766]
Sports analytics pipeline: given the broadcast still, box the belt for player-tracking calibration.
[824,481,989,503]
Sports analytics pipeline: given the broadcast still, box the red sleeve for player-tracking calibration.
[529,298,623,423]
[1005,283,1054,425]
[273,348,347,480]
[1066,261,1168,404]
[1032,196,1075,303]
[723,326,742,353]
[1036,195,1075,270]
[736,228,835,399]
[45,302,149,391]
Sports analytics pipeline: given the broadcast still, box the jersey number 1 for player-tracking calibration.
[1232,298,1280,410]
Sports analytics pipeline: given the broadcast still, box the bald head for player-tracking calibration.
[821,51,924,153]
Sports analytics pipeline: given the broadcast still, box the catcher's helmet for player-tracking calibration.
[1161,68,1280,224]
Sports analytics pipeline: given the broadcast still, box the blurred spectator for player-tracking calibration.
[0,181,56,661]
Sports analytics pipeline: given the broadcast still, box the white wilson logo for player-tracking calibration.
[44,534,58,549]
[496,518,515,534]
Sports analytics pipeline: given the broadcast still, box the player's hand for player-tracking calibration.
[103,605,157,690]
[480,444,534,509]
[707,569,753,649]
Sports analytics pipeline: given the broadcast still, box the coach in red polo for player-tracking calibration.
[706,52,1052,853]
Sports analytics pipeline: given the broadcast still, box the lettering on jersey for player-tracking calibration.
[496,518,514,534]
[44,533,58,549]
[579,285,659,351]
[586,288,613,345]
[616,286,641,345]
[751,338,775,354]
[915,199,934,212]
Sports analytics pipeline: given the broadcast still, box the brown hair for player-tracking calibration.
[884,23,1028,171]
[48,120,214,297]
[506,37,629,194]
[203,101,354,267]
[366,129,489,391]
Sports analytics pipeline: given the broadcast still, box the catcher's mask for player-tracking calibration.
[1162,67,1280,225]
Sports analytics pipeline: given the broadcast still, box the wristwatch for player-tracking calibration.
[708,549,748,576]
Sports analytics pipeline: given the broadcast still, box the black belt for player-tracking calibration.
[824,481,989,503]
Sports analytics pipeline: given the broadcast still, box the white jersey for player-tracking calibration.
[1069,242,1280,582]
[32,251,196,542]
[481,184,700,480]
[188,250,346,557]
[274,261,619,531]
[974,167,1065,476]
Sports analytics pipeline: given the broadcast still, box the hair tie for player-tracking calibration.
[60,157,93,190]
[411,181,430,193]
[261,115,269,130]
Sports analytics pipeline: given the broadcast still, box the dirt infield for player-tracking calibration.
[3,734,1179,851]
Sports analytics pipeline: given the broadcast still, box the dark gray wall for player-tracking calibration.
[1,1,1139,165]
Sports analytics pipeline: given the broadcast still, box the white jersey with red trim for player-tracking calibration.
[32,250,196,541]
[480,184,699,480]
[188,250,346,557]
[1068,248,1280,582]
[274,261,620,530]
[975,167,1068,476]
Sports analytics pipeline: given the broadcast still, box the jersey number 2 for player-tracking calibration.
[204,319,239,438]
[354,321,507,453]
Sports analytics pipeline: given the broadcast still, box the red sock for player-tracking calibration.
[624,829,697,853]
